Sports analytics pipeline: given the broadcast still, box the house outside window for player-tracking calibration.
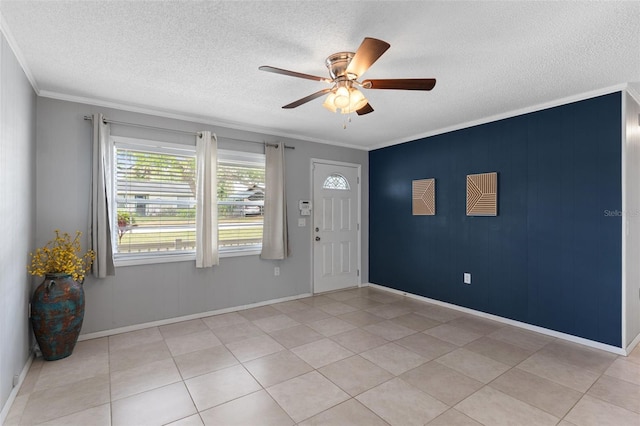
[112,137,265,265]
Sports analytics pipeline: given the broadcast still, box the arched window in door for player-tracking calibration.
[322,173,350,190]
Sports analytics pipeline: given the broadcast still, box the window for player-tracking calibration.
[323,173,350,190]
[112,137,265,265]
[113,137,197,264]
[218,149,265,255]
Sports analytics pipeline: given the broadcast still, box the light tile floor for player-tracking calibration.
[6,286,640,425]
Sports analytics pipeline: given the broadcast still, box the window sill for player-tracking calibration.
[115,253,196,267]
[114,249,262,267]
[219,249,261,258]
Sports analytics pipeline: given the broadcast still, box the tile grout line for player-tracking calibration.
[15,288,638,426]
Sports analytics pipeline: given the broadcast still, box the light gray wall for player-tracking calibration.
[0,33,36,416]
[35,97,368,334]
[624,91,640,347]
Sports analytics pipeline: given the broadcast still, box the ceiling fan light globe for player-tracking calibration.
[335,86,349,97]
[334,95,350,109]
[349,88,368,110]
[333,86,351,108]
[323,93,338,112]
[323,102,338,113]
[355,99,368,110]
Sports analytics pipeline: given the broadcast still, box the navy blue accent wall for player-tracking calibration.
[369,93,622,347]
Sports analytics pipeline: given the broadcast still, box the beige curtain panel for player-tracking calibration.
[90,113,115,278]
[196,131,219,268]
[261,142,289,260]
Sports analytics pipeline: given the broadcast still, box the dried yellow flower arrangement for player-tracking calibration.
[28,230,95,282]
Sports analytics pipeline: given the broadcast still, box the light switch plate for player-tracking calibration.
[464,273,471,284]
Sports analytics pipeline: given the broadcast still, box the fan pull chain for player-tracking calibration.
[343,89,352,129]
[343,114,352,129]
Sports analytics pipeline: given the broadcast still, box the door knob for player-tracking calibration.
[315,236,321,241]
[315,227,319,232]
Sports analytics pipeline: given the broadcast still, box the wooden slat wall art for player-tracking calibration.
[466,172,498,216]
[412,178,435,215]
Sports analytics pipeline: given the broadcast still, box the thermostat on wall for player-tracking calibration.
[299,200,312,216]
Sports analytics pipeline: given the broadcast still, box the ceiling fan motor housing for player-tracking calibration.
[326,52,357,81]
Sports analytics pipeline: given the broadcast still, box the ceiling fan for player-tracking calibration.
[259,37,436,116]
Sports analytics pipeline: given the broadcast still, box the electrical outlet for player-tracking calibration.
[464,273,472,285]
[13,374,19,387]
[298,218,306,227]
[274,267,280,277]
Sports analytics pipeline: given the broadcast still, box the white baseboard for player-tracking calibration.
[0,351,34,425]
[78,292,313,341]
[365,283,627,356]
[2,293,312,422]
[77,281,630,356]
[625,331,640,355]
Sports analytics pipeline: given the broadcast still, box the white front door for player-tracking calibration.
[312,161,360,293]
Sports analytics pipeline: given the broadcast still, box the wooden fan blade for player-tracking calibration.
[356,103,374,116]
[362,78,436,90]
[282,88,333,109]
[259,65,330,82]
[345,37,390,78]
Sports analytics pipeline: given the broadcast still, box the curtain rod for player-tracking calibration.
[83,115,294,149]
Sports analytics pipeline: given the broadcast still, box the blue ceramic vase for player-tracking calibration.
[31,273,85,361]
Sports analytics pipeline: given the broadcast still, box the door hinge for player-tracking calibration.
[357,269,360,276]
[357,223,360,231]
[357,176,360,184]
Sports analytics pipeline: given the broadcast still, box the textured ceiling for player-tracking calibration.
[1,1,639,150]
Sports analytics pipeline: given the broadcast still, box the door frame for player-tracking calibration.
[309,158,362,294]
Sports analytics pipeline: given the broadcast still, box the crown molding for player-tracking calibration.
[5,4,630,155]
[0,9,39,94]
[0,9,360,151]
[626,83,640,105]
[370,83,631,151]
[38,90,369,151]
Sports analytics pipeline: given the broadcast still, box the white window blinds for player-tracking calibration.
[217,149,265,254]
[111,137,264,263]
[114,139,197,259]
